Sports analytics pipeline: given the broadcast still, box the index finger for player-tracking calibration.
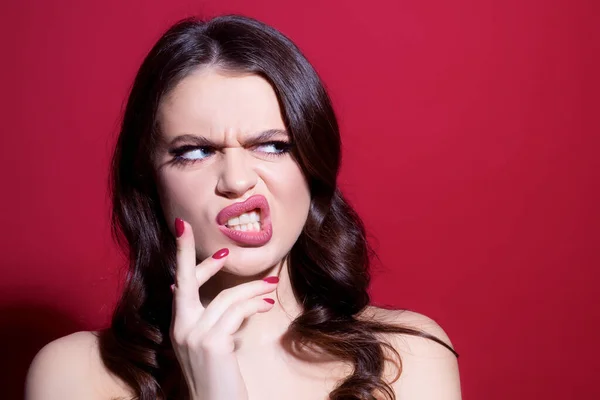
[173,217,202,309]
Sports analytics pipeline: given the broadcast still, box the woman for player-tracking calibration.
[26,14,461,400]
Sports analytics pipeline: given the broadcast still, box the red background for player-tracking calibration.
[1,0,598,398]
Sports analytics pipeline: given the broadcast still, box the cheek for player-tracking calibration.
[269,163,311,223]
[156,170,212,222]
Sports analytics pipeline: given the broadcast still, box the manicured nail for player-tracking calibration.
[263,298,275,304]
[212,248,229,259]
[263,276,279,284]
[175,218,184,237]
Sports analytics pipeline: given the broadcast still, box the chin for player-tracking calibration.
[220,242,289,276]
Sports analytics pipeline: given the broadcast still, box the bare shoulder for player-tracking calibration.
[361,306,462,400]
[362,306,456,351]
[25,330,134,400]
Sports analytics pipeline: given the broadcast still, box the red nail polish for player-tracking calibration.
[263,298,275,304]
[175,218,184,237]
[263,276,279,284]
[212,248,229,259]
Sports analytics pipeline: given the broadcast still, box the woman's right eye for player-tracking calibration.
[170,146,214,165]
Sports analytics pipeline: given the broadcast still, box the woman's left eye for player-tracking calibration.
[255,141,292,155]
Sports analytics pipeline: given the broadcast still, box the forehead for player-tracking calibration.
[157,68,285,141]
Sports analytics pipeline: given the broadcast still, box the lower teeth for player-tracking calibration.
[228,223,261,232]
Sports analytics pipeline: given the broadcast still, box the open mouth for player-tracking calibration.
[224,208,263,232]
[216,194,273,246]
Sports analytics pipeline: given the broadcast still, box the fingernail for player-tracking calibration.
[263,298,275,304]
[263,276,279,284]
[212,248,229,259]
[175,218,184,238]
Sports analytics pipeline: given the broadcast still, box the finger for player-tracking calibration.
[173,218,202,310]
[200,278,278,327]
[194,247,230,288]
[209,297,275,337]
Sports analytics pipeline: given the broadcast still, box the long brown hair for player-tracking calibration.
[99,14,458,400]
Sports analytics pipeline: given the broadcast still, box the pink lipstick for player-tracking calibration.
[216,194,273,246]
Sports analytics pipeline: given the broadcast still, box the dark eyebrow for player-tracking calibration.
[167,128,290,148]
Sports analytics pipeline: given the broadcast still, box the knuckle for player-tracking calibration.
[229,301,247,315]
[214,287,234,302]
[182,327,208,349]
[170,320,199,345]
[200,335,232,354]
[184,335,199,349]
[170,327,187,345]
[199,335,218,352]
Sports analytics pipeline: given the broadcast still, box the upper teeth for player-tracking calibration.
[226,210,261,227]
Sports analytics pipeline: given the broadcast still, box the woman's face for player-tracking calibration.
[154,67,311,276]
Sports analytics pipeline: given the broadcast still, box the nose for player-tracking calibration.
[215,148,258,198]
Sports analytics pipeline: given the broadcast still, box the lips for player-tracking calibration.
[215,194,273,246]
[216,194,271,225]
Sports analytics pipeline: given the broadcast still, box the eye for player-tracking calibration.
[170,145,214,166]
[181,148,212,160]
[254,141,293,156]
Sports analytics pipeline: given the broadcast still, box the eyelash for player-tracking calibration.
[169,141,293,167]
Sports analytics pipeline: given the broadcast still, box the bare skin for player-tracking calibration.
[24,306,460,399]
[25,69,461,399]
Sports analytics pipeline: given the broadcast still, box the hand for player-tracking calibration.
[170,217,278,400]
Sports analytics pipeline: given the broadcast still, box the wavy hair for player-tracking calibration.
[98,14,457,400]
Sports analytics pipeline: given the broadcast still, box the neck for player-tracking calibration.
[197,257,302,350]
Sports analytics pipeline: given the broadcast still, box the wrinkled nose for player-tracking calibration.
[215,148,258,198]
